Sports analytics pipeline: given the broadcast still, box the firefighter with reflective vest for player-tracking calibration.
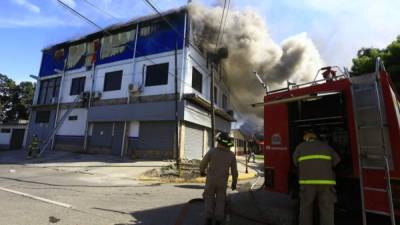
[200,132,238,225]
[293,130,341,225]
[28,134,40,158]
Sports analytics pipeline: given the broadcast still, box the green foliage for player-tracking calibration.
[351,35,400,91]
[0,74,34,122]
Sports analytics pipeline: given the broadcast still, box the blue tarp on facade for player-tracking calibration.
[38,12,185,77]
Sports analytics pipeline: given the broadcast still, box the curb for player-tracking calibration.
[137,171,257,183]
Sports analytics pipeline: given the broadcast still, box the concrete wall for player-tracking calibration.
[57,108,87,136]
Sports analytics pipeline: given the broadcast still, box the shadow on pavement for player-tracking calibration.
[174,184,205,189]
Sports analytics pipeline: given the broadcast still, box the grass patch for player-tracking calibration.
[255,154,264,160]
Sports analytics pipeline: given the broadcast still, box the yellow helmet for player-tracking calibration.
[303,130,317,142]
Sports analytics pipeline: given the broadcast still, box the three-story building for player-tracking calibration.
[26,7,235,160]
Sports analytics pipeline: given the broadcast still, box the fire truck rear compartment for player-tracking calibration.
[287,92,359,211]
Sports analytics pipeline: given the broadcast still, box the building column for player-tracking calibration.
[202,128,207,157]
[179,122,185,160]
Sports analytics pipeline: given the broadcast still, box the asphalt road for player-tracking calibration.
[0,163,205,225]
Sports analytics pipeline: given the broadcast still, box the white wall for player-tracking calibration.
[0,132,11,145]
[60,69,91,103]
[56,108,88,136]
[134,50,184,96]
[128,121,139,137]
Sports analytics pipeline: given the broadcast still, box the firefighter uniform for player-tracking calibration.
[293,139,341,225]
[200,133,238,225]
[28,135,40,158]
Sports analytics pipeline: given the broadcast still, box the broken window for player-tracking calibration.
[145,63,169,87]
[67,43,86,69]
[139,21,168,37]
[104,70,123,91]
[35,111,50,123]
[192,67,202,93]
[70,77,86,96]
[100,30,135,59]
[85,40,100,66]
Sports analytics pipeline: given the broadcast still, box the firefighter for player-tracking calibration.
[28,135,40,158]
[293,130,340,225]
[200,132,238,225]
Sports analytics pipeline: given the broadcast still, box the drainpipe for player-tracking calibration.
[83,60,96,152]
[211,63,215,148]
[121,24,139,159]
[51,58,68,152]
[175,43,180,169]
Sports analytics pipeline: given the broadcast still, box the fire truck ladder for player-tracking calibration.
[38,95,82,157]
[351,58,396,225]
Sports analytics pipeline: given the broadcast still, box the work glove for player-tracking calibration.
[231,183,237,191]
[200,171,206,177]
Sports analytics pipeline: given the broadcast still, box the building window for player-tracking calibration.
[104,70,123,91]
[145,63,169,87]
[35,111,50,123]
[192,67,202,93]
[38,77,61,105]
[213,86,218,104]
[139,21,168,37]
[222,94,228,109]
[1,128,11,133]
[70,77,86,96]
[68,115,78,121]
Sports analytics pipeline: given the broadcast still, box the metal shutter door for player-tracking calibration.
[184,124,204,160]
[138,121,174,151]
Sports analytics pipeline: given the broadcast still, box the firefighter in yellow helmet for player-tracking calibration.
[28,134,40,158]
[200,132,238,225]
[293,129,341,225]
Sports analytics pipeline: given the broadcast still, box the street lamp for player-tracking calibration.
[29,75,38,80]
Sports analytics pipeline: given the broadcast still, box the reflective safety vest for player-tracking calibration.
[293,140,341,186]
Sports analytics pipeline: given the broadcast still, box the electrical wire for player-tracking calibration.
[81,0,122,22]
[215,0,227,49]
[55,0,199,94]
[217,0,230,48]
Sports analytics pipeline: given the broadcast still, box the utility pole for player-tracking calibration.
[175,43,180,170]
[210,63,216,148]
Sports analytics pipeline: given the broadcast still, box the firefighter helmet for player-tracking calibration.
[216,132,234,147]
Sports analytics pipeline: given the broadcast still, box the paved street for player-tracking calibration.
[0,150,267,225]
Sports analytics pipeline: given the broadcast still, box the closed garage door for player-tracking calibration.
[138,121,174,155]
[184,123,204,160]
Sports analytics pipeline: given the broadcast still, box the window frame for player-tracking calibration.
[222,94,228,109]
[70,76,86,96]
[103,70,123,92]
[145,63,169,87]
[192,67,203,94]
[35,111,51,123]
[38,77,61,105]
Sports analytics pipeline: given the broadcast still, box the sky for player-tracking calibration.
[0,0,399,83]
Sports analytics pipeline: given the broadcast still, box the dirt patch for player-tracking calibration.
[141,160,202,182]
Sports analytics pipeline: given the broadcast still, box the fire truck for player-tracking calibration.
[262,58,399,224]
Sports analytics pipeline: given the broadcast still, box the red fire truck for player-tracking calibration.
[262,59,399,224]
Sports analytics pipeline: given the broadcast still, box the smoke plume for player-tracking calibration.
[188,3,324,134]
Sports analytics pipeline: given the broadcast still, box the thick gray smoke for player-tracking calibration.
[188,3,323,134]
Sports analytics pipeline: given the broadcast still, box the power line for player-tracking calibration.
[215,0,227,49]
[55,0,199,94]
[56,0,103,30]
[218,0,230,48]
[81,0,121,22]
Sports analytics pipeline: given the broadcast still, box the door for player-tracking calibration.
[111,122,124,156]
[184,124,204,160]
[10,129,25,149]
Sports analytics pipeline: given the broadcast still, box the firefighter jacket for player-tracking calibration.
[30,137,40,149]
[293,140,341,185]
[200,147,238,187]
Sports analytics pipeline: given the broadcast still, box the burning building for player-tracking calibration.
[26,6,235,160]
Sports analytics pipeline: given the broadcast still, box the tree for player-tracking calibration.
[0,73,34,122]
[351,35,400,91]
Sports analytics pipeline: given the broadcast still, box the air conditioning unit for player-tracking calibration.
[92,91,102,99]
[80,91,90,100]
[128,83,142,94]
